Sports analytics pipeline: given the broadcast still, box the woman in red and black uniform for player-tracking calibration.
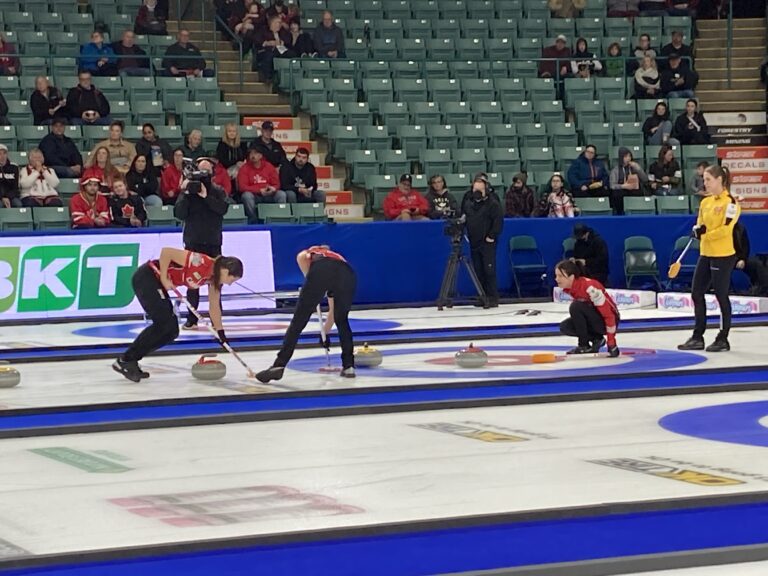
[257,245,357,382]
[113,247,243,382]
[555,259,620,357]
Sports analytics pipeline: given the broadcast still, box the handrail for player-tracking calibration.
[726,0,733,89]
[214,15,245,91]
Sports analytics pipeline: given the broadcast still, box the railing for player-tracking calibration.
[213,14,246,91]
[726,0,733,88]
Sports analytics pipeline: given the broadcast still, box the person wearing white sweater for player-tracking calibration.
[634,55,660,98]
[19,148,63,208]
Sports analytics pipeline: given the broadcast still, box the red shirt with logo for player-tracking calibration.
[564,276,619,345]
[151,251,215,289]
[236,160,280,195]
[307,246,346,262]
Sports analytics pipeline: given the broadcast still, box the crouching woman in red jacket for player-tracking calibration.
[555,259,620,357]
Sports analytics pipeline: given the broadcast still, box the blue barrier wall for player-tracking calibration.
[264,214,768,303]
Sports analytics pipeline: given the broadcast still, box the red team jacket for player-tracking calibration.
[564,277,619,346]
[151,251,215,290]
[382,188,429,220]
[70,192,111,228]
[237,161,280,195]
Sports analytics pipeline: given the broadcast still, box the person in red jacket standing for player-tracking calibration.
[555,259,620,357]
[236,148,285,223]
[70,176,111,229]
[160,148,185,204]
[382,174,429,221]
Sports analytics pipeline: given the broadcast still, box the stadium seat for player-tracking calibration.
[624,235,662,289]
[32,206,70,230]
[624,196,657,215]
[576,196,612,216]
[508,235,547,297]
[258,203,295,224]
[657,195,691,215]
[0,207,33,232]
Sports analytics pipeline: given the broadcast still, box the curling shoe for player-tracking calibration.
[137,364,150,379]
[182,318,198,330]
[566,345,592,355]
[706,338,730,352]
[677,336,705,351]
[112,357,143,383]
[607,345,621,358]
[340,367,356,379]
[256,366,284,383]
[590,337,606,353]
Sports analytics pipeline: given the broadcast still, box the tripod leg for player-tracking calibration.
[462,255,488,305]
[445,253,460,307]
[437,252,458,310]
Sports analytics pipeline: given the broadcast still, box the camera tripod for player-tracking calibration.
[437,236,487,311]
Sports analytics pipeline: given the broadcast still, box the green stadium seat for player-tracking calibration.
[380,149,411,176]
[489,17,517,37]
[657,195,691,215]
[575,99,605,129]
[576,196,612,216]
[389,61,420,81]
[440,1,466,19]
[394,78,428,102]
[429,79,461,102]
[423,60,450,80]
[442,101,473,125]
[362,78,392,111]
[457,38,485,60]
[210,101,239,125]
[443,173,472,192]
[110,100,132,124]
[474,101,505,124]
[340,101,372,125]
[92,76,124,101]
[522,0,549,18]
[52,57,77,78]
[328,125,362,160]
[357,60,389,80]
[664,15,692,37]
[357,0,384,19]
[426,124,457,149]
[292,78,325,111]
[548,17,575,38]
[145,205,177,227]
[0,207,33,232]
[496,78,526,101]
[549,123,579,147]
[487,123,518,148]
[384,0,411,18]
[463,78,495,101]
[371,38,398,60]
[156,77,190,113]
[514,37,541,59]
[344,37,369,59]
[576,17,604,37]
[366,174,399,197]
[377,18,405,39]
[348,150,379,185]
[301,58,332,81]
[222,203,248,227]
[360,125,392,150]
[427,38,456,60]
[189,77,220,102]
[410,101,442,125]
[49,32,80,57]
[555,145,585,172]
[64,13,94,34]
[8,151,28,166]
[522,146,555,172]
[420,148,453,175]
[508,59,538,77]
[606,99,637,124]
[448,60,480,80]
[257,203,295,224]
[596,76,628,101]
[17,125,48,150]
[293,203,328,224]
[5,11,34,31]
[405,18,434,41]
[584,122,614,151]
[19,31,49,57]
[0,126,17,150]
[311,101,342,135]
[6,100,31,124]
[458,124,488,149]
[486,37,513,60]
[624,196,657,215]
[524,77,557,101]
[398,39,425,61]
[453,148,486,174]
[177,101,208,129]
[379,102,409,132]
[33,206,70,230]
[614,122,645,148]
[0,77,20,100]
[124,76,158,102]
[487,147,521,173]
[506,101,535,124]
[131,100,165,126]
[605,17,632,37]
[635,15,662,39]
[682,144,718,170]
[518,17,547,38]
[535,100,564,124]
[517,123,549,148]
[19,57,47,77]
[564,77,595,109]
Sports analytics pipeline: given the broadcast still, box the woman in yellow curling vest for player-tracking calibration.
[678,165,740,353]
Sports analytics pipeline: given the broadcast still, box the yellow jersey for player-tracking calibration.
[697,190,740,257]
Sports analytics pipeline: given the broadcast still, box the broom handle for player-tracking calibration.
[676,237,694,264]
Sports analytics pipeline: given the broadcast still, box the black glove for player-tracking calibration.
[691,225,707,239]
[607,345,620,358]
[319,333,331,350]
[217,329,228,348]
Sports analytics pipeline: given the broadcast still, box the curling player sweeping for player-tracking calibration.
[113,247,243,382]
[554,259,620,357]
[257,245,357,382]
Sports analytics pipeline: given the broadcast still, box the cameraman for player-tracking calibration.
[461,175,503,308]
[174,157,230,330]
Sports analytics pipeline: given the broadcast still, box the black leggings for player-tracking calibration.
[560,300,606,346]
[470,242,498,300]
[184,243,221,321]
[275,258,357,369]
[692,254,736,339]
[123,264,180,362]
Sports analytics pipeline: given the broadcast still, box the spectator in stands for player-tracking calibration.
[237,147,284,223]
[112,31,152,76]
[761,55,767,87]
[638,0,668,15]
[160,148,185,204]
[249,120,287,167]
[733,222,768,297]
[661,31,693,71]
[66,71,112,126]
[216,123,248,182]
[135,123,172,178]
[253,16,291,80]
[313,11,345,59]
[236,0,266,54]
[162,29,214,78]
[280,147,324,204]
[287,19,314,57]
[0,144,20,208]
[630,34,657,74]
[0,34,19,76]
[265,0,291,27]
[609,147,649,215]
[607,0,640,17]
[383,174,429,221]
[689,161,708,195]
[604,43,626,78]
[135,0,168,35]
[71,176,110,229]
[537,173,576,218]
[109,178,147,227]
[667,0,698,17]
[661,53,698,98]
[211,157,233,198]
[648,145,682,196]
[83,146,120,194]
[217,0,245,35]
[39,118,83,178]
[461,175,503,308]
[127,154,162,207]
[642,101,674,145]
[79,31,118,77]
[181,129,208,161]
[89,120,137,175]
[572,223,610,286]
[19,148,63,208]
[504,173,535,218]
[672,98,710,144]
[568,145,609,198]
[539,35,571,80]
[30,76,66,126]
[571,38,603,77]
[548,0,586,18]
[634,55,660,98]
[426,174,457,219]
[0,92,8,126]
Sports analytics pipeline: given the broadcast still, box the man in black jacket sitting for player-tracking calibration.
[39,117,84,178]
[280,147,324,203]
[572,223,610,286]
[733,221,768,296]
[112,31,151,77]
[249,120,287,167]
[162,29,213,77]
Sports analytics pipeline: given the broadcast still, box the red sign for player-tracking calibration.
[316,166,332,179]
[717,146,768,211]
[242,117,298,130]
[282,141,313,154]
[325,191,353,204]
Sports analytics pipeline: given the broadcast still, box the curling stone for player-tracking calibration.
[191,354,227,381]
[454,343,488,368]
[0,361,20,388]
[354,343,383,368]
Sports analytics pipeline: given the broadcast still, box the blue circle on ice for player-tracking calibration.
[660,401,768,448]
[72,317,401,340]
[291,344,703,379]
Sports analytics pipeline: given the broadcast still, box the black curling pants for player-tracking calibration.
[692,254,737,339]
[560,300,606,347]
[275,258,357,369]
[124,264,180,362]
[184,243,221,323]
[470,242,498,301]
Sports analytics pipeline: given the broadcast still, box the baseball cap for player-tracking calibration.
[668,52,681,59]
[261,120,275,130]
[573,223,589,238]
[556,34,567,42]
[0,144,7,152]
[80,176,102,185]
[399,174,412,183]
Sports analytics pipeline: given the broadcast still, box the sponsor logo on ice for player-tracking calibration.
[588,457,744,486]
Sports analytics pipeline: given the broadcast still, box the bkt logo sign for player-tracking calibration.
[0,244,139,313]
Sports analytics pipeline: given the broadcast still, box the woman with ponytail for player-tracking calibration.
[555,259,621,357]
[678,165,740,352]
[114,248,243,382]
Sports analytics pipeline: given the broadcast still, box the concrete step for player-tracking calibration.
[216,69,265,82]
[236,102,292,116]
[698,78,765,90]
[219,81,273,94]
[697,28,766,40]
[693,67,761,81]
[696,54,766,68]
[221,91,285,105]
[695,46,765,58]
[697,17,766,30]
[698,99,766,113]
[696,36,767,49]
